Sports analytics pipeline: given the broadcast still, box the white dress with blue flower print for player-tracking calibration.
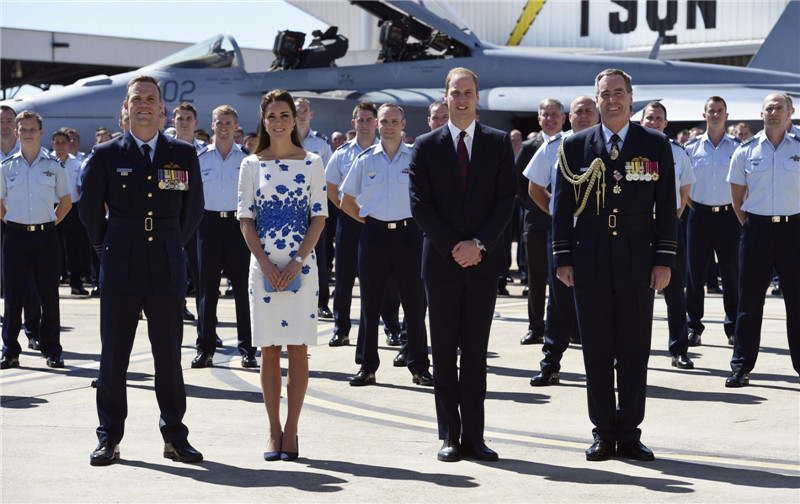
[237,153,328,347]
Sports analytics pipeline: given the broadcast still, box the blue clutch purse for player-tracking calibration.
[264,275,301,293]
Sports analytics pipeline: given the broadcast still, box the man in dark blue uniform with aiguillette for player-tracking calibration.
[80,76,205,466]
[552,69,677,462]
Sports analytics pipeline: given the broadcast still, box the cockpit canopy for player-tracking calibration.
[150,34,242,69]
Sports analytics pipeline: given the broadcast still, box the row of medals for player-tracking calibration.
[610,148,659,194]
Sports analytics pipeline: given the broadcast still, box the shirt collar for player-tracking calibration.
[374,140,412,157]
[206,141,242,155]
[131,131,159,154]
[601,122,630,145]
[699,131,736,147]
[756,129,791,149]
[348,136,379,152]
[1,138,20,158]
[447,119,476,141]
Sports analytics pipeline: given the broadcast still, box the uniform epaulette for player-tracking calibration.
[312,131,328,141]
[740,137,757,147]
[356,145,377,158]
[0,154,16,164]
[683,137,699,147]
[788,133,800,143]
[670,139,686,150]
[545,132,563,145]
[196,145,209,156]
[730,135,743,144]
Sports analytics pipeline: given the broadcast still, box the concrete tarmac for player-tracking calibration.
[1,281,798,503]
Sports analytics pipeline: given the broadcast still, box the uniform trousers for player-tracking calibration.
[574,285,654,443]
[523,218,548,336]
[1,225,61,359]
[195,212,252,355]
[426,270,497,442]
[663,216,689,357]
[355,218,428,375]
[686,204,740,337]
[332,212,400,337]
[59,206,89,288]
[96,285,188,444]
[315,232,330,309]
[539,231,579,373]
[731,214,800,374]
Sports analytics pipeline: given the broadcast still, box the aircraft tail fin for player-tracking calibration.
[748,0,800,74]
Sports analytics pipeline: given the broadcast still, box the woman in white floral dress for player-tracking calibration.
[238,89,327,461]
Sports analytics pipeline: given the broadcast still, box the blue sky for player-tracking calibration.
[1,0,328,50]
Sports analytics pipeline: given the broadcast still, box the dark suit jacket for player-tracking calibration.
[516,135,553,232]
[552,122,677,289]
[79,131,204,294]
[408,122,516,283]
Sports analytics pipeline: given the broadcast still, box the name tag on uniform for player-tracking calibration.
[117,167,133,177]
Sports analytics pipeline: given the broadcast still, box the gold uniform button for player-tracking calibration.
[148,193,153,198]
[122,184,126,188]
[148,237,153,242]
[612,231,618,236]
[147,175,152,180]
[147,211,153,216]
[612,208,618,213]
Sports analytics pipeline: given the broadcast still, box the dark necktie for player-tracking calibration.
[456,130,470,191]
[609,134,621,161]
[142,144,153,171]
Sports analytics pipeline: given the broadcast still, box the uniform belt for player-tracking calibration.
[205,210,237,219]
[579,212,653,229]
[693,202,732,213]
[746,212,800,223]
[6,221,55,232]
[109,216,180,231]
[365,216,412,229]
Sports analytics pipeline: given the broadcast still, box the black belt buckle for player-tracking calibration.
[772,216,787,223]
[25,224,39,232]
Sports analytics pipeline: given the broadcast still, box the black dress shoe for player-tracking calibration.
[585,438,614,461]
[90,286,100,297]
[328,333,350,347]
[225,286,233,296]
[412,370,434,386]
[71,286,90,296]
[461,440,499,461]
[385,331,401,346]
[707,285,724,294]
[671,354,694,369]
[393,350,408,367]
[727,334,735,345]
[521,286,529,297]
[318,306,334,319]
[497,286,510,296]
[191,351,213,368]
[725,370,749,388]
[163,439,203,463]
[90,441,120,466]
[616,440,655,461]
[46,355,65,368]
[687,331,702,346]
[349,369,375,386]
[437,439,461,462]
[215,336,224,348]
[520,330,544,345]
[27,337,40,350]
[183,307,196,321]
[241,354,258,368]
[0,355,20,370]
[530,371,559,386]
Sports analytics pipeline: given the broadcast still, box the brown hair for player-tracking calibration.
[352,101,377,120]
[212,104,239,123]
[643,100,668,121]
[15,110,43,129]
[594,69,632,94]
[445,67,479,93]
[172,101,197,119]
[126,75,162,101]
[254,89,303,153]
[704,96,727,112]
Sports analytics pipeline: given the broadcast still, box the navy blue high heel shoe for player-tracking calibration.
[264,434,282,461]
[280,435,299,461]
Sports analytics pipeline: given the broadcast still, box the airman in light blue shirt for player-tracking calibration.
[199,141,246,211]
[685,131,740,206]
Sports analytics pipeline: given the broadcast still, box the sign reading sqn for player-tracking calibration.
[580,0,717,44]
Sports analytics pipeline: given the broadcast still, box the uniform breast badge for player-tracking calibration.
[158,163,188,191]
[613,170,623,193]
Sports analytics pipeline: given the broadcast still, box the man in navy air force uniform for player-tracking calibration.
[79,76,205,466]
[552,69,677,462]
[725,93,800,388]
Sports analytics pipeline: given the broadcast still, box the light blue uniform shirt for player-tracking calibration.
[302,130,332,168]
[685,132,739,205]
[727,131,800,216]
[0,147,70,224]
[199,142,247,211]
[523,131,569,215]
[0,139,20,162]
[671,141,695,210]
[341,141,414,222]
[60,153,83,202]
[325,137,379,193]
[602,122,630,153]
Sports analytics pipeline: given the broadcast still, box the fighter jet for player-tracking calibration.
[2,0,798,141]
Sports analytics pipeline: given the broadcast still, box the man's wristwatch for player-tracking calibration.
[293,255,304,264]
[473,238,486,252]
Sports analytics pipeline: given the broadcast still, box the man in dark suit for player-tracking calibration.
[515,99,565,345]
[80,75,205,466]
[552,69,677,462]
[409,67,516,462]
